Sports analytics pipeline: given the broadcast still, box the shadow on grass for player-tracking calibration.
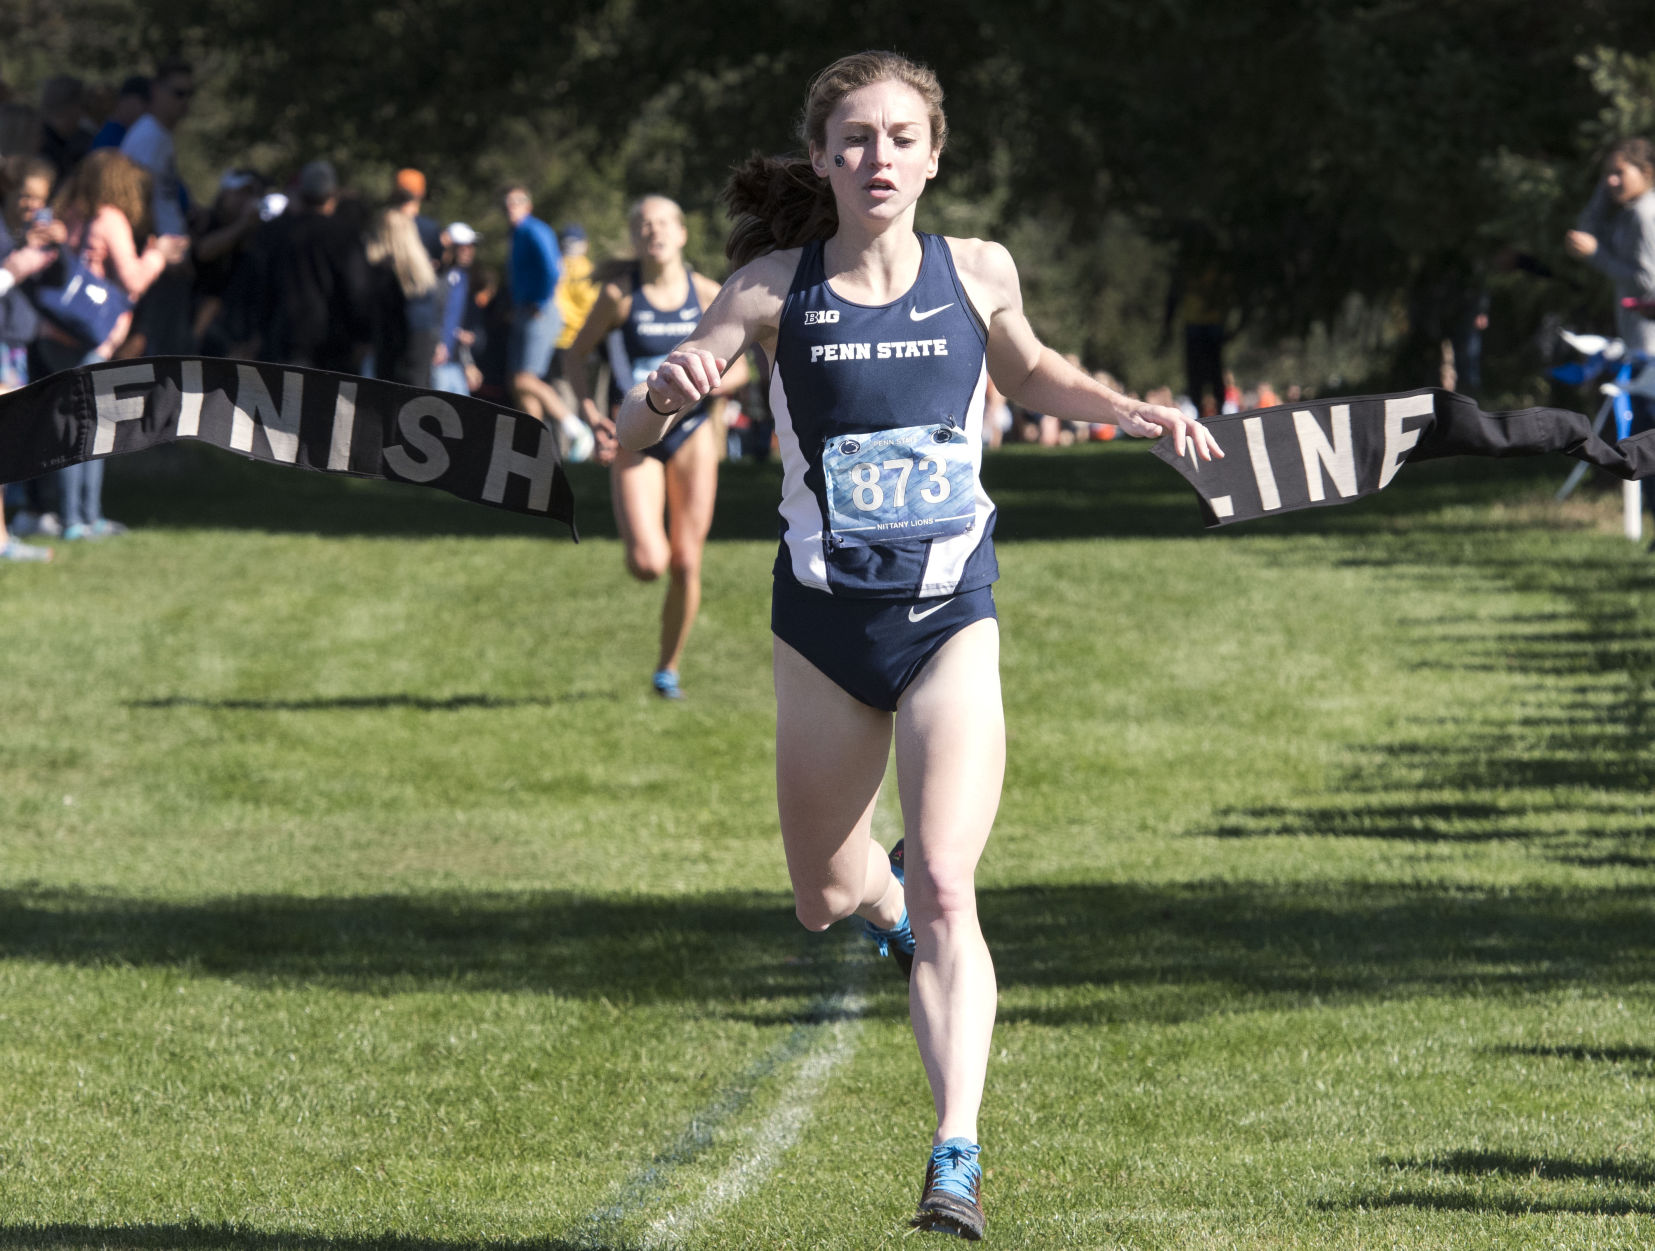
[1207,801,1531,843]
[1324,1150,1655,1217]
[1383,1149,1655,1185]
[1495,1043,1655,1065]
[0,1225,585,1250]
[126,693,594,713]
[4,881,1653,1024]
[104,437,1585,544]
[1192,508,1655,864]
[1322,1191,1655,1216]
[982,881,1655,1025]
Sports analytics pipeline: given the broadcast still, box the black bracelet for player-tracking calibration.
[645,391,682,418]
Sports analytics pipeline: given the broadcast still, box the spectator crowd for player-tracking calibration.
[0,59,1304,563]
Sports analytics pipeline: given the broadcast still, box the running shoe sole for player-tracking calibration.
[913,1172,985,1239]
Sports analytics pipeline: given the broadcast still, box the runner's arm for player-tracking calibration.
[617,254,787,451]
[692,274,753,398]
[564,283,625,428]
[955,237,1221,461]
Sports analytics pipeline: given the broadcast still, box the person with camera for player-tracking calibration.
[1567,138,1655,357]
[33,148,186,540]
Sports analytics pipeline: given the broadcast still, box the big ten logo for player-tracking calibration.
[803,310,841,325]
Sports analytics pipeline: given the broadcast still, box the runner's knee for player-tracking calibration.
[625,544,668,581]
[667,544,702,581]
[794,884,861,932]
[904,851,978,922]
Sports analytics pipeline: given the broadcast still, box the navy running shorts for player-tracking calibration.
[771,574,996,712]
[642,406,710,463]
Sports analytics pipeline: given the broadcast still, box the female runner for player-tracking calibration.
[616,52,1220,1239]
[565,196,748,700]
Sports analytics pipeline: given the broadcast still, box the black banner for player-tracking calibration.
[0,357,577,535]
[1152,388,1655,527]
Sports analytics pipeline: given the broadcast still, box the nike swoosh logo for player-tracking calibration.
[909,304,953,322]
[908,599,953,622]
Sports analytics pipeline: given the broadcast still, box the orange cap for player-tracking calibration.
[394,168,426,198]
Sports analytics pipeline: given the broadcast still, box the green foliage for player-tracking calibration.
[1580,45,1655,154]
[7,1,1655,393]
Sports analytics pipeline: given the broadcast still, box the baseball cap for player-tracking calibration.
[395,168,427,199]
[559,221,587,242]
[219,168,260,193]
[445,222,478,245]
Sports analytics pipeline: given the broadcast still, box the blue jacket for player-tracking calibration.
[0,220,41,346]
[509,215,562,309]
[439,265,470,352]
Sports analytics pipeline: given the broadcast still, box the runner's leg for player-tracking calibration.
[774,636,906,933]
[658,419,719,674]
[611,447,669,583]
[894,618,1004,1145]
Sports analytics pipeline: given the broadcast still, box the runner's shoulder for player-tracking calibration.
[941,236,1017,287]
[718,248,800,322]
[941,237,1020,324]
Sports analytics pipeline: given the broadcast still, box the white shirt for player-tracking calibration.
[120,114,186,237]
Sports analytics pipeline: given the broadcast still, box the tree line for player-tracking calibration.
[6,0,1655,399]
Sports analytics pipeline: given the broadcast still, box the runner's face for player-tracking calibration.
[631,199,686,263]
[1606,156,1652,205]
[813,80,938,220]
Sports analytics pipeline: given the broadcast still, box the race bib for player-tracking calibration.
[821,423,976,546]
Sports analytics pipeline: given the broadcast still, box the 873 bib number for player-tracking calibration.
[822,423,976,547]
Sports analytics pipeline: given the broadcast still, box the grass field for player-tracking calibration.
[3,436,1655,1249]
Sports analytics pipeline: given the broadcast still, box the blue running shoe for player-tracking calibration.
[862,838,914,979]
[652,669,683,700]
[912,1138,985,1240]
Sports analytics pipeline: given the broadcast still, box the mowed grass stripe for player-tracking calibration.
[3,441,1655,1246]
[637,986,867,1250]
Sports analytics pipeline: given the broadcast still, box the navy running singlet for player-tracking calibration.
[607,266,710,461]
[770,233,997,599]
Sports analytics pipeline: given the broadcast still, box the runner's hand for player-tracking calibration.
[583,398,618,465]
[1115,402,1224,461]
[647,348,727,414]
[593,425,618,466]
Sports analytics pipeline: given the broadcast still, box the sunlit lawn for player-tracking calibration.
[2,438,1654,1248]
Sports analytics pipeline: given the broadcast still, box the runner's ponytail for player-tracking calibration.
[723,154,838,266]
